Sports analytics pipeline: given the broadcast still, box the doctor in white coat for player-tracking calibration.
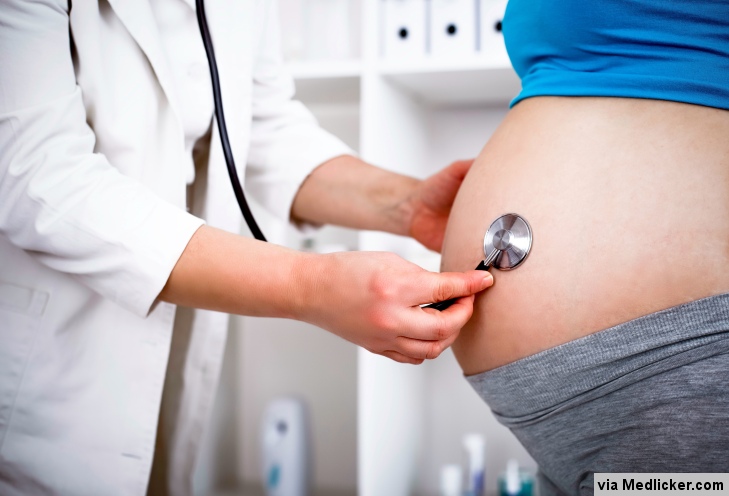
[0,1,494,495]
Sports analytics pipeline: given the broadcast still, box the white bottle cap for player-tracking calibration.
[463,433,486,472]
[505,459,522,495]
[440,464,464,496]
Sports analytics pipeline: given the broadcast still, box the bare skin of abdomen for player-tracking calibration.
[441,97,729,375]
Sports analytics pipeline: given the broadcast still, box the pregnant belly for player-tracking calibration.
[442,97,729,375]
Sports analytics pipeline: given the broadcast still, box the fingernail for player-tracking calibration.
[482,273,493,285]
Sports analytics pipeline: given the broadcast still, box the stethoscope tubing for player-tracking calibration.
[196,0,267,242]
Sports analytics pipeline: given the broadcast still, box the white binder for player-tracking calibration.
[382,0,427,60]
[480,0,510,64]
[429,0,477,58]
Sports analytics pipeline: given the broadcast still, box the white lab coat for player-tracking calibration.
[0,1,351,495]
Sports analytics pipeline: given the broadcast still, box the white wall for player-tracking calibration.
[424,105,508,175]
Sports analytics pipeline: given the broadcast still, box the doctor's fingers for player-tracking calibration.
[394,294,475,350]
[394,282,480,342]
[393,325,463,361]
[415,270,493,308]
[381,350,425,365]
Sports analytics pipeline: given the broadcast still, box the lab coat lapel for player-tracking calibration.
[106,0,185,125]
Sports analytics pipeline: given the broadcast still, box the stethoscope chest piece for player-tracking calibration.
[483,213,533,270]
[423,212,532,310]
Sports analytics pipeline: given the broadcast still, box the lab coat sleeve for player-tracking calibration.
[245,0,355,226]
[0,1,204,317]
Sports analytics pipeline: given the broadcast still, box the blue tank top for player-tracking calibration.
[504,0,729,110]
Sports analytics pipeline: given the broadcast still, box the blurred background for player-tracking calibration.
[195,1,536,495]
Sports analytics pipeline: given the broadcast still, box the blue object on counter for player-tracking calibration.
[498,460,534,496]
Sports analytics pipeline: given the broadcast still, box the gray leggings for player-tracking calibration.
[466,293,729,496]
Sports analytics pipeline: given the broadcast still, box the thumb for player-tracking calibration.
[423,270,493,303]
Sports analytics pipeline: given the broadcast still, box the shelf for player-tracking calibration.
[286,58,520,107]
[379,59,521,107]
[287,59,362,105]
[216,485,356,496]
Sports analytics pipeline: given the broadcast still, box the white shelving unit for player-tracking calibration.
[287,60,362,104]
[217,2,537,496]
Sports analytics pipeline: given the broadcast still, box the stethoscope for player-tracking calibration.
[423,213,533,311]
[196,2,533,309]
[196,0,268,241]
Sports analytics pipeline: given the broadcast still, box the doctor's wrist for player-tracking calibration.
[375,173,421,237]
[287,252,329,323]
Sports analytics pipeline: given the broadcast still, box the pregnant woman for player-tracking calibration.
[440,1,729,494]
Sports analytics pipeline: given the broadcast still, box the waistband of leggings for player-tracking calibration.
[465,292,729,423]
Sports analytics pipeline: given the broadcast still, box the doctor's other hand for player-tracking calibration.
[296,251,493,364]
[406,159,474,253]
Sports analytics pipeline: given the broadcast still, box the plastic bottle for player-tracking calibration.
[498,459,534,496]
[462,433,486,496]
[440,464,463,496]
[261,397,311,496]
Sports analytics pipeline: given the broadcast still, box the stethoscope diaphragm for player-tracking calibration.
[483,213,532,270]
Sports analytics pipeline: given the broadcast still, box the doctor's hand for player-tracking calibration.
[296,250,493,364]
[160,227,491,365]
[405,159,474,253]
[291,155,474,254]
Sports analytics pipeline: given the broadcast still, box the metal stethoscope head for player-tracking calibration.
[425,213,532,311]
[482,213,532,270]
